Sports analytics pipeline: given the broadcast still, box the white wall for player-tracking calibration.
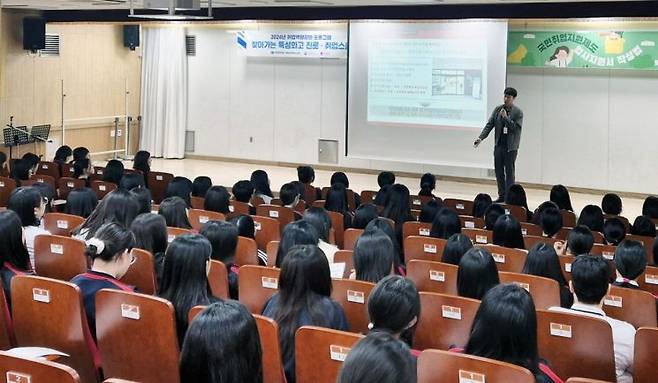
[187,23,658,195]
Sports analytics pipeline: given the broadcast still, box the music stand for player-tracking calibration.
[30,125,51,143]
[3,126,31,159]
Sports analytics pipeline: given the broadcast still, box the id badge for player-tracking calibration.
[503,127,508,134]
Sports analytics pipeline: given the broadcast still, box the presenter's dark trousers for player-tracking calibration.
[494,145,518,200]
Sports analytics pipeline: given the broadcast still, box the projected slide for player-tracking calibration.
[368,39,487,128]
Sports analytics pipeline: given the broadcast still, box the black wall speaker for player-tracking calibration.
[123,25,140,51]
[23,17,46,52]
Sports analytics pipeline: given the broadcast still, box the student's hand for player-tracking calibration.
[473,138,482,148]
[554,241,566,256]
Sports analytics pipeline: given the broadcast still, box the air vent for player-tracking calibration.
[186,35,196,56]
[40,34,60,57]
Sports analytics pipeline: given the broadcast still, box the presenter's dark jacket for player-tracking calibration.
[478,105,524,152]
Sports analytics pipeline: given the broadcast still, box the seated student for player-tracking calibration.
[365,218,403,271]
[192,176,212,198]
[367,275,420,355]
[653,237,658,267]
[65,188,98,218]
[72,146,90,163]
[73,189,140,240]
[53,145,72,175]
[250,170,273,204]
[603,217,626,246]
[630,215,656,237]
[229,214,268,264]
[577,205,604,233]
[102,159,124,185]
[262,245,348,383]
[505,184,533,221]
[303,207,338,263]
[442,233,474,266]
[457,247,499,300]
[130,187,153,215]
[338,331,416,383]
[279,182,300,209]
[130,213,168,284]
[472,193,492,219]
[642,196,658,220]
[275,220,319,268]
[431,208,462,240]
[352,230,395,283]
[492,214,525,250]
[352,203,379,229]
[0,152,7,177]
[297,165,321,201]
[602,193,623,216]
[132,150,151,182]
[555,225,595,256]
[232,180,256,215]
[8,187,50,263]
[419,199,442,224]
[382,184,415,245]
[550,184,574,212]
[119,172,146,191]
[325,183,353,228]
[374,172,395,206]
[331,171,361,207]
[166,176,193,207]
[70,222,136,338]
[418,173,437,198]
[463,284,564,383]
[31,181,57,214]
[536,203,563,238]
[159,196,193,229]
[73,158,94,187]
[0,211,34,307]
[10,159,32,184]
[179,301,263,383]
[523,242,573,308]
[484,203,506,231]
[21,153,40,177]
[203,186,230,214]
[550,256,635,383]
[613,240,647,290]
[159,234,219,344]
[200,220,239,299]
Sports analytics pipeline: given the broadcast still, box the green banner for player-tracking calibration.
[507,30,658,70]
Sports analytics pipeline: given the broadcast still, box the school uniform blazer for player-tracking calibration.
[478,105,524,152]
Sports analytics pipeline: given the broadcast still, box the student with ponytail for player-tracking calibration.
[71,222,136,338]
[418,173,437,198]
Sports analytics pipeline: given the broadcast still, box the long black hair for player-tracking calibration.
[159,234,215,343]
[84,222,135,272]
[330,172,350,188]
[353,204,379,229]
[642,196,658,219]
[103,159,124,185]
[166,177,193,207]
[472,193,492,218]
[158,196,192,229]
[457,247,499,300]
[272,245,333,363]
[505,184,530,212]
[523,242,568,287]
[465,284,543,380]
[0,210,31,271]
[325,183,350,214]
[367,275,420,347]
[442,233,473,265]
[382,184,411,225]
[492,214,525,250]
[419,199,442,223]
[303,207,332,243]
[130,213,168,257]
[192,176,212,198]
[54,145,72,163]
[74,189,139,239]
[200,220,239,264]
[337,332,415,383]
[65,188,98,218]
[180,301,263,383]
[353,230,394,283]
[431,208,461,240]
[120,173,146,191]
[550,184,573,212]
[133,150,151,175]
[250,170,273,198]
[8,187,44,227]
[419,173,436,197]
[365,218,402,269]
[577,205,604,233]
[203,186,230,214]
[130,187,152,215]
[275,220,318,267]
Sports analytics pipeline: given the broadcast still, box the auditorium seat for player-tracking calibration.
[360,190,377,204]
[255,314,287,383]
[404,236,447,264]
[524,235,559,250]
[28,174,56,191]
[604,214,630,231]
[557,228,604,244]
[499,203,528,223]
[343,228,363,251]
[536,309,616,381]
[0,351,80,383]
[625,234,654,258]
[34,234,87,281]
[95,289,179,383]
[208,260,229,300]
[417,349,535,383]
[166,227,193,243]
[462,228,493,245]
[520,222,543,237]
[330,279,375,334]
[62,164,75,178]
[561,210,577,228]
[119,248,157,295]
[104,379,139,383]
[407,260,458,295]
[42,212,85,237]
[459,215,485,229]
[266,241,279,267]
[236,236,260,267]
[239,266,280,313]
[0,286,14,350]
[0,176,17,207]
[303,184,318,205]
[326,211,346,249]
[187,305,205,323]
[147,171,173,204]
[333,250,354,279]
[190,196,205,209]
[90,180,117,200]
[11,275,100,383]
[312,199,326,208]
[257,205,296,232]
[634,327,658,383]
[229,200,251,216]
[57,177,85,199]
[414,292,480,351]
[410,195,434,210]
[602,286,657,328]
[188,208,225,231]
[444,198,474,215]
[91,167,105,182]
[295,326,364,383]
[637,265,658,296]
[558,254,577,282]
[481,244,527,273]
[498,272,560,309]
[590,243,617,261]
[565,379,612,383]
[402,221,432,240]
[36,161,61,180]
[252,215,281,251]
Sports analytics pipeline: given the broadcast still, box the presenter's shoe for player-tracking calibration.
[494,196,505,203]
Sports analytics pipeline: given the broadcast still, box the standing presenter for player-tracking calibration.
[474,87,523,203]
